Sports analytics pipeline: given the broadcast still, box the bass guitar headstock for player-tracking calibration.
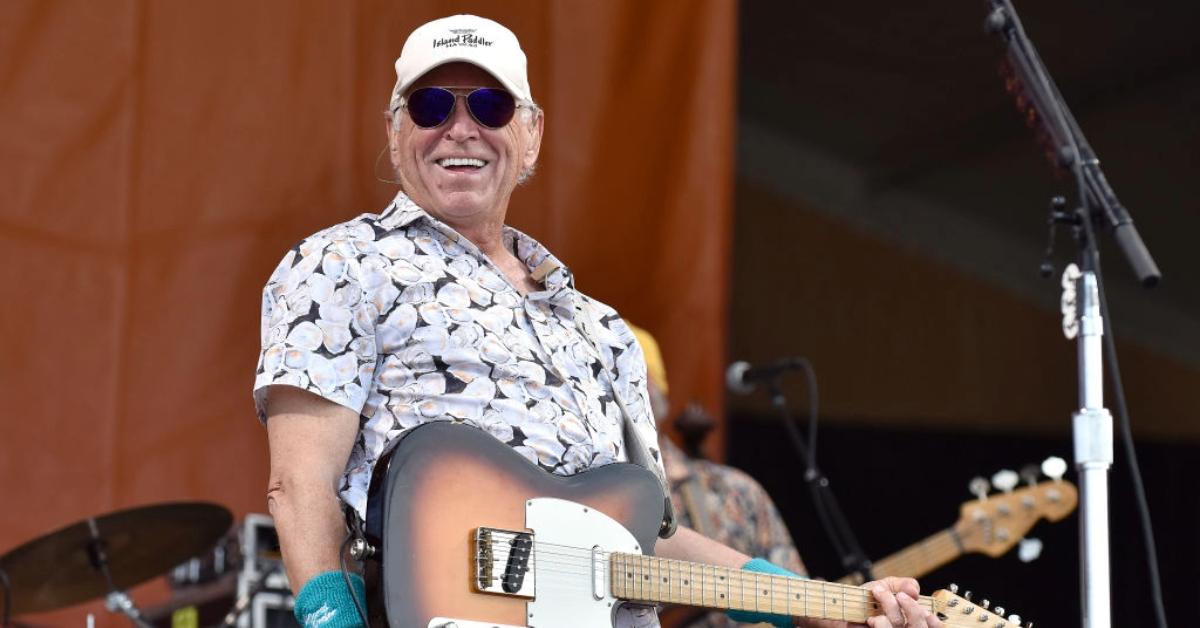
[953,457,1077,558]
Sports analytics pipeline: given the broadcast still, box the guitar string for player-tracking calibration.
[482,528,958,580]
[478,530,927,596]
[475,531,947,614]
[468,571,914,620]
[471,541,937,616]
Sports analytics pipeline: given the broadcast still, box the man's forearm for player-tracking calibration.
[263,386,362,595]
[268,473,351,595]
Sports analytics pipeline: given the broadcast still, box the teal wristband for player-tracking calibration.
[727,558,805,627]
[293,571,367,628]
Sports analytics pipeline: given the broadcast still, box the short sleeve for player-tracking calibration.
[253,233,381,421]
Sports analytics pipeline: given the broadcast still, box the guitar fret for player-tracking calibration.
[752,570,759,611]
[648,554,656,600]
[693,562,699,606]
[638,554,645,600]
[665,557,672,603]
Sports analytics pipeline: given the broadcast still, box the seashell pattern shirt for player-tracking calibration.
[253,191,664,522]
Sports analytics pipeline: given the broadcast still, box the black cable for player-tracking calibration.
[798,359,820,473]
[767,363,872,580]
[0,565,11,628]
[1077,210,1169,628]
[340,532,369,628]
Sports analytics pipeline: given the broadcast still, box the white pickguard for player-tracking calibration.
[523,497,644,628]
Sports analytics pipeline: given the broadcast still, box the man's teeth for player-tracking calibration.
[438,157,486,168]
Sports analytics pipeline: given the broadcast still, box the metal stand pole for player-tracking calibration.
[984,2,1164,623]
[85,518,154,628]
[1071,267,1114,628]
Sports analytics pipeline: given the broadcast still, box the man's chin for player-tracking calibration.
[427,191,501,218]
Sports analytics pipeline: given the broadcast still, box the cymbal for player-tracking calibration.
[0,502,232,616]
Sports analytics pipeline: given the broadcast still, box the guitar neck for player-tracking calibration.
[610,553,936,623]
[837,528,962,585]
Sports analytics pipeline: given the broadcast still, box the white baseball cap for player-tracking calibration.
[390,15,532,111]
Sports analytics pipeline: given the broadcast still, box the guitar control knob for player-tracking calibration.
[991,469,1019,493]
[1041,456,1067,481]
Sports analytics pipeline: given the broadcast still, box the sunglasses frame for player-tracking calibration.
[395,86,531,130]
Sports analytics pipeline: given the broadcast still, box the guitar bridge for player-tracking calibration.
[474,527,535,598]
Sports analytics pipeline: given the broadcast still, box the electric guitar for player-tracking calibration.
[363,422,1029,628]
[837,471,1078,585]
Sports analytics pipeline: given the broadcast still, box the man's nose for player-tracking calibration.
[443,97,479,141]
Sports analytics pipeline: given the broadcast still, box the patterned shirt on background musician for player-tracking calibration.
[254,191,664,521]
[661,436,806,628]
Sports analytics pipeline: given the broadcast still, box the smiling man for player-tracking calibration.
[253,14,940,628]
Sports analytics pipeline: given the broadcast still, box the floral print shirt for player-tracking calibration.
[254,191,664,522]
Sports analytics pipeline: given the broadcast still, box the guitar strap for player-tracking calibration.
[575,296,678,539]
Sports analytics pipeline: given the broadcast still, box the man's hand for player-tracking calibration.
[800,577,942,628]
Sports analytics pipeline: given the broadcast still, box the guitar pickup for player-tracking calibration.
[474,527,535,599]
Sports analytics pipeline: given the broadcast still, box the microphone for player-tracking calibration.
[725,358,807,395]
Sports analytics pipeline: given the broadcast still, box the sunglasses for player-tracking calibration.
[398,87,522,129]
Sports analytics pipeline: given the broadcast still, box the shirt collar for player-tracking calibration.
[378,190,432,231]
[378,191,575,300]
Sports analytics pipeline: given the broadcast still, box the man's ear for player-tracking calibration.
[384,112,402,171]
[384,112,398,152]
[522,109,544,169]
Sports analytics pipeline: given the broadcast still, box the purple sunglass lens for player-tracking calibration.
[465,88,516,128]
[406,87,456,128]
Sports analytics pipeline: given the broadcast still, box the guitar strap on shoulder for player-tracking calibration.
[575,296,678,539]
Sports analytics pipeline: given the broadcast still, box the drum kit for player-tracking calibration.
[0,502,240,627]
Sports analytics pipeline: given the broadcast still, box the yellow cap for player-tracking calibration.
[627,323,668,395]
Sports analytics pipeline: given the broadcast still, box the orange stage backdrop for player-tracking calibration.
[0,1,735,624]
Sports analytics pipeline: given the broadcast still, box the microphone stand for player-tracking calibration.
[985,2,1162,627]
[764,366,874,582]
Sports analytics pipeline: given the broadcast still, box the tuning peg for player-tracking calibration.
[1007,614,1021,625]
[964,590,973,601]
[1041,456,1067,481]
[948,583,959,593]
[1019,464,1040,486]
[981,599,990,609]
[1018,537,1043,562]
[991,469,1019,493]
[969,476,990,500]
[994,606,1005,616]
